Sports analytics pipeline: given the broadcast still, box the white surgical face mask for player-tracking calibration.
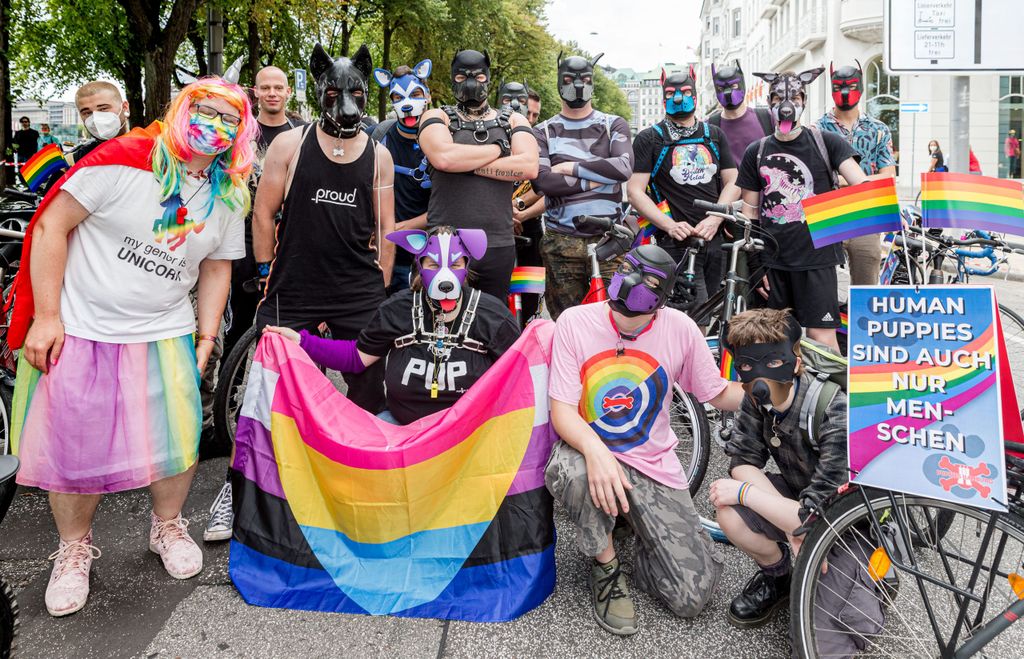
[84,111,124,141]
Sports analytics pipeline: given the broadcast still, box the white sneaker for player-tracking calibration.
[149,513,203,579]
[45,532,101,617]
[203,481,234,542]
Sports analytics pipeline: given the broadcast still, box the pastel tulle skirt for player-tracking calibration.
[11,334,201,494]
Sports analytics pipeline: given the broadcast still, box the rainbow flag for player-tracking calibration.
[19,144,67,192]
[719,347,738,381]
[921,172,1024,235]
[838,311,849,335]
[230,323,557,621]
[801,178,901,249]
[634,199,669,246]
[509,266,545,295]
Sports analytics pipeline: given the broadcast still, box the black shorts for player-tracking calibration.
[733,473,795,543]
[765,266,840,329]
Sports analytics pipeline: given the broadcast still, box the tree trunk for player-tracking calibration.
[188,14,208,77]
[246,1,260,86]
[0,0,11,188]
[121,61,146,129]
[378,20,397,121]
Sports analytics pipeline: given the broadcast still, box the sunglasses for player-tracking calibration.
[190,102,241,128]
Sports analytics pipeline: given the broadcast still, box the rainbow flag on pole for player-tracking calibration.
[509,266,545,295]
[719,347,738,381]
[801,178,901,249]
[921,172,1024,235]
[19,144,67,192]
[230,323,557,621]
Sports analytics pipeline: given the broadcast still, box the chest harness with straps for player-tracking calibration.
[647,121,720,203]
[394,289,487,398]
[442,106,513,143]
[380,127,432,189]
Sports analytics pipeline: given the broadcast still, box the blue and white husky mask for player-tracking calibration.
[373,59,432,135]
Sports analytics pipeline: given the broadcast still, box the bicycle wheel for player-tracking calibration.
[212,325,260,450]
[791,488,1024,658]
[999,302,1024,397]
[669,384,711,494]
[0,577,16,659]
[0,382,10,457]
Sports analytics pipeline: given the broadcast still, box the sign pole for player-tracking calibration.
[949,76,971,173]
[910,112,918,200]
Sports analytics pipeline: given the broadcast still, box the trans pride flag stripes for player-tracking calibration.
[230,322,557,621]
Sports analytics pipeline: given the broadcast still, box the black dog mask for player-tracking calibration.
[310,43,372,139]
[558,51,603,108]
[498,80,530,114]
[451,49,491,110]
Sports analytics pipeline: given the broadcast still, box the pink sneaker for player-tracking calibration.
[45,531,101,617]
[149,513,203,579]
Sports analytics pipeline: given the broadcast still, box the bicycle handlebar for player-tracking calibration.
[2,188,37,203]
[692,199,737,215]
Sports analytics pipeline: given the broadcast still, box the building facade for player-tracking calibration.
[697,0,1024,196]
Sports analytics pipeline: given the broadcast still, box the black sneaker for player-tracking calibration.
[727,569,790,628]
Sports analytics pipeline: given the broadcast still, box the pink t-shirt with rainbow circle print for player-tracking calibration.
[548,302,728,489]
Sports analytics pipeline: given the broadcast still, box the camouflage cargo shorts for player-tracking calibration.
[545,440,724,618]
[540,232,622,320]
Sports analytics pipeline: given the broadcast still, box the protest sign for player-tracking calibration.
[848,286,1008,511]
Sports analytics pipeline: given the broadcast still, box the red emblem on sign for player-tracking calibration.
[936,456,993,498]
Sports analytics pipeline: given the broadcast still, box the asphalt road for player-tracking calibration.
[3,272,1024,658]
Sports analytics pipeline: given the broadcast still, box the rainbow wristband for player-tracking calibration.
[737,482,752,507]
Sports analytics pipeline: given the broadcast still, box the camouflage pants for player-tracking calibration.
[540,232,622,320]
[545,441,724,618]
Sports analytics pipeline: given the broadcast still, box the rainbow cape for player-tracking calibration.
[801,178,901,249]
[19,144,68,192]
[921,172,1024,235]
[5,122,164,350]
[509,266,545,295]
[229,322,557,621]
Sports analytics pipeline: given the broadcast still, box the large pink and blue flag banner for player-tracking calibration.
[847,286,1011,511]
[229,321,557,621]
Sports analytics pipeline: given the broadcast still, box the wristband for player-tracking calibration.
[197,334,217,344]
[737,481,752,507]
[257,262,271,277]
[495,139,511,159]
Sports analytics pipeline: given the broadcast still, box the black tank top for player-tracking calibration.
[427,108,515,248]
[263,128,385,317]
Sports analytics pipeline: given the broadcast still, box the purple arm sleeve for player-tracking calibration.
[298,330,368,373]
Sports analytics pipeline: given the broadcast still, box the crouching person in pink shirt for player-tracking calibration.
[545,244,744,636]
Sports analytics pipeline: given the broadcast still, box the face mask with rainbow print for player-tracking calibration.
[187,115,237,156]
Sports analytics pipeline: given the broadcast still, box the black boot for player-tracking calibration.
[727,569,791,628]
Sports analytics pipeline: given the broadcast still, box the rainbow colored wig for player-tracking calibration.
[151,77,258,217]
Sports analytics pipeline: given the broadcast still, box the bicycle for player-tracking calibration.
[790,448,1024,657]
[0,455,20,658]
[577,213,713,495]
[0,194,29,456]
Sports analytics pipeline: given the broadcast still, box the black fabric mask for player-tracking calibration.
[310,43,372,139]
[724,315,802,408]
[498,81,529,115]
[451,49,491,110]
[558,52,603,108]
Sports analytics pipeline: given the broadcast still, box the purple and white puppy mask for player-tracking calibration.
[607,245,678,317]
[387,227,488,312]
[712,60,745,110]
[753,67,825,134]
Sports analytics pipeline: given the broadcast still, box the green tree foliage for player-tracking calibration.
[8,0,630,126]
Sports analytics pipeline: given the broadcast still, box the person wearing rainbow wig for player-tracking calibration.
[7,76,256,618]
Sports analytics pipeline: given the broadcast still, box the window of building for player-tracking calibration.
[999,76,1024,178]
[713,17,720,35]
[733,8,742,37]
[864,56,901,170]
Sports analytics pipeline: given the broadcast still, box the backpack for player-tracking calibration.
[797,338,846,450]
[647,120,721,203]
[708,106,775,136]
[754,125,840,191]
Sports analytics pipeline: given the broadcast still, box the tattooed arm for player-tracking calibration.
[473,114,539,181]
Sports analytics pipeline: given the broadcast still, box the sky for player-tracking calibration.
[543,0,701,71]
